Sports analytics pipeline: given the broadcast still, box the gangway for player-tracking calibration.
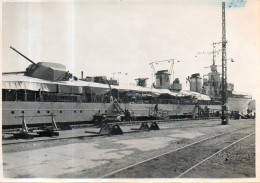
[113,99,125,114]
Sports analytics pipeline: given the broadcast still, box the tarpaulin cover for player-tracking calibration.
[179,90,211,100]
[2,74,211,100]
[2,74,109,93]
[2,81,57,92]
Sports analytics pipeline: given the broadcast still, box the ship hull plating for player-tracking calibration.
[2,101,196,126]
[2,97,251,127]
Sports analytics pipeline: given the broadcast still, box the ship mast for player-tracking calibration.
[221,2,228,125]
[212,43,216,66]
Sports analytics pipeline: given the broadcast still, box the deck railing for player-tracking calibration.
[2,89,219,105]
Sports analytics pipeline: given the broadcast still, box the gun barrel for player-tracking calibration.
[10,46,37,65]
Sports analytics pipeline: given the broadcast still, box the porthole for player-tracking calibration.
[21,111,24,114]
[46,111,50,113]
[80,110,83,113]
[11,111,15,114]
[37,111,40,114]
[60,110,63,113]
[74,110,77,113]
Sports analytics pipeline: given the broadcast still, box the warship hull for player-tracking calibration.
[2,101,196,127]
[2,97,251,127]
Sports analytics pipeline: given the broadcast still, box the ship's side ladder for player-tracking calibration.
[191,102,203,118]
[113,98,125,114]
[113,97,135,121]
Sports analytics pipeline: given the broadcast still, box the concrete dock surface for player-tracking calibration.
[2,119,255,178]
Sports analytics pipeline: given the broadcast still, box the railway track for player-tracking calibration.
[176,132,254,178]
[100,125,255,178]
[2,120,255,178]
[2,119,221,146]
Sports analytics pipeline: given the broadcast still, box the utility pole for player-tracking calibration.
[221,2,228,125]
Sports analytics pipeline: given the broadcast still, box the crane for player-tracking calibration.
[149,59,180,85]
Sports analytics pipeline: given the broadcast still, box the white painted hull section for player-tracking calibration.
[2,102,196,126]
[2,97,250,126]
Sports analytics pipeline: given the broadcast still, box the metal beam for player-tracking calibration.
[221,2,228,125]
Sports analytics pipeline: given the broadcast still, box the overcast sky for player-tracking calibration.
[2,0,259,98]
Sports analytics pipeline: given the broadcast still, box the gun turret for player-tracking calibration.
[9,46,70,81]
[10,46,37,65]
[135,78,148,87]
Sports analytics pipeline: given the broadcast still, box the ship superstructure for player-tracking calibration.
[2,42,254,128]
[197,42,251,101]
[2,3,254,128]
[2,47,213,127]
